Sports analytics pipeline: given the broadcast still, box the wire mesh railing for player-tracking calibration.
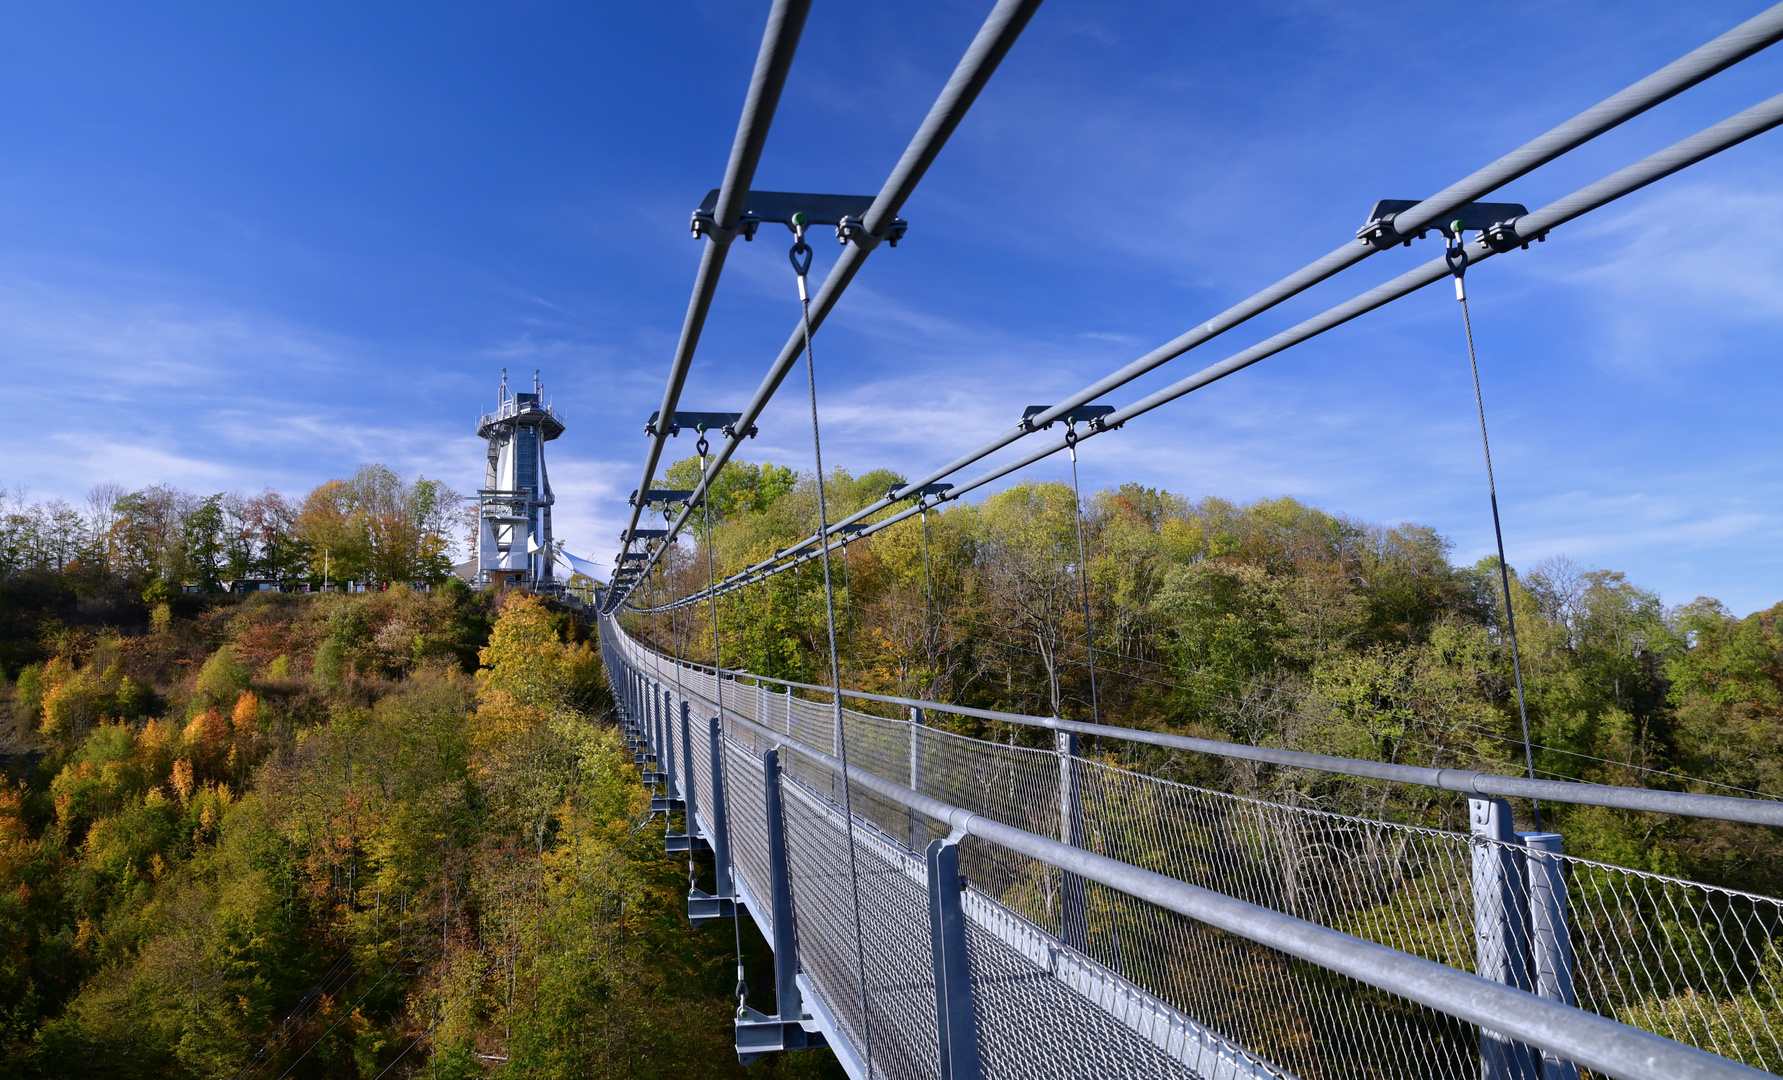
[605,619,1782,1080]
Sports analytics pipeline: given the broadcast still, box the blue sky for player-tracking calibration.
[2,1,1780,612]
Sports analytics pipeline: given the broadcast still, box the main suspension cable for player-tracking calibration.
[1447,234,1541,831]
[789,216,875,1067]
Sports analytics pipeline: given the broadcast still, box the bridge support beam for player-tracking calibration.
[928,838,982,1080]
[1524,832,1580,1080]
[1471,798,1541,1080]
[908,707,926,852]
[690,712,738,922]
[736,746,816,1063]
[656,687,687,813]
[642,682,667,784]
[1057,729,1088,952]
[666,697,701,849]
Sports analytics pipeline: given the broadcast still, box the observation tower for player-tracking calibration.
[474,370,564,590]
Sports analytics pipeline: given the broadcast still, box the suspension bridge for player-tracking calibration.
[594,2,1783,1077]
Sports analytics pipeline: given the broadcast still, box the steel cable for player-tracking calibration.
[790,218,876,1073]
[635,90,1783,616]
[1447,238,1542,829]
[620,7,1783,613]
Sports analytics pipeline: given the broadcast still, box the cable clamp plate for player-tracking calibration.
[690,189,905,248]
[1355,198,1530,250]
[644,410,759,440]
[1020,403,1117,432]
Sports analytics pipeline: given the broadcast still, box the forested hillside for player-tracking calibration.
[0,468,834,1078]
[3,456,1781,1077]
[0,465,461,626]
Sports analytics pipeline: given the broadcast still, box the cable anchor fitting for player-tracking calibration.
[1444,222,1469,302]
[788,214,813,303]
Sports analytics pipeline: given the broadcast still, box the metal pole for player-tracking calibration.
[708,715,733,897]
[909,706,926,852]
[681,698,697,822]
[1057,729,1087,951]
[762,747,800,1018]
[1525,832,1581,1080]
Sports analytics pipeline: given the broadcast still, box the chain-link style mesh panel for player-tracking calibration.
[1468,836,1783,1073]
[606,623,1783,1075]
[689,702,716,845]
[726,741,772,917]
[780,770,942,1080]
[961,901,1205,1080]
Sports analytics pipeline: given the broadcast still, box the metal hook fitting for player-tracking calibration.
[788,211,813,280]
[1444,238,1468,280]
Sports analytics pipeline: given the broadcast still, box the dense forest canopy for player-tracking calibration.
[628,457,1783,894]
[2,455,1781,1077]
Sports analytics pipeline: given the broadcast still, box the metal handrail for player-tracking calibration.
[608,638,1775,1080]
[614,621,1783,828]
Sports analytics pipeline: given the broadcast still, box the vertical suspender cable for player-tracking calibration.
[789,218,875,1069]
[920,504,937,699]
[1065,424,1101,725]
[1447,238,1541,831]
[696,437,750,1014]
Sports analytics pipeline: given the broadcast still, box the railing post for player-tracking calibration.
[1057,728,1088,951]
[1523,832,1580,1080]
[909,706,926,852]
[928,838,982,1080]
[689,712,737,924]
[735,746,815,1062]
[666,695,691,830]
[656,687,684,813]
[785,686,793,737]
[643,683,666,785]
[632,672,648,765]
[680,699,697,824]
[1470,797,1540,1080]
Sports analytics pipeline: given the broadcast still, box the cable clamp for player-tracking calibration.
[1482,217,1544,253]
[835,215,908,249]
[690,208,761,243]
